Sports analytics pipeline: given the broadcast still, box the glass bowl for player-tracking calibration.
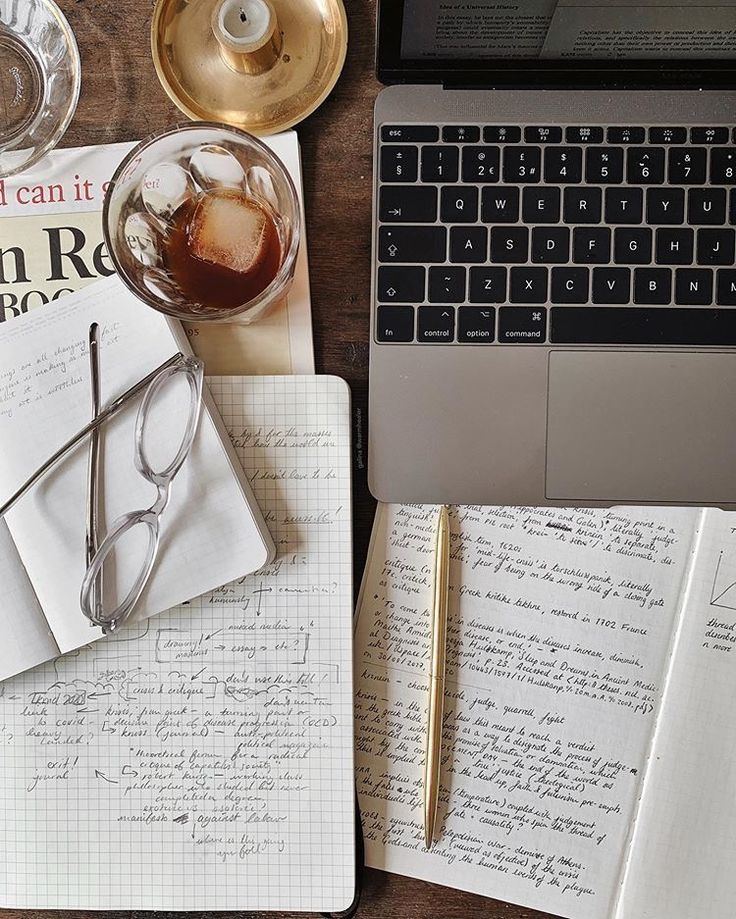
[103,122,301,324]
[0,0,81,178]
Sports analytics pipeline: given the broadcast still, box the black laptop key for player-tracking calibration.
[484,126,521,143]
[428,266,466,302]
[524,126,562,144]
[522,186,561,224]
[381,125,439,143]
[503,146,541,183]
[450,226,488,263]
[379,185,437,223]
[550,307,736,345]
[563,187,602,224]
[605,187,643,224]
[608,126,646,144]
[634,268,672,304]
[586,147,624,184]
[573,227,611,264]
[469,267,507,303]
[697,228,735,265]
[688,187,727,225]
[377,265,425,303]
[380,145,418,182]
[566,126,604,144]
[710,148,736,184]
[592,267,631,303]
[614,227,652,264]
[421,145,459,182]
[376,305,414,342]
[440,185,478,223]
[532,227,570,264]
[668,147,707,185]
[691,127,729,145]
[646,187,685,225]
[649,127,687,144]
[378,226,447,264]
[490,226,529,263]
[498,306,547,343]
[417,306,455,342]
[544,146,583,183]
[481,186,520,223]
[462,146,500,182]
[731,189,736,224]
[675,269,714,305]
[551,267,589,303]
[627,147,666,184]
[655,228,694,265]
[443,125,480,143]
[458,306,495,342]
[717,269,736,305]
[510,267,548,303]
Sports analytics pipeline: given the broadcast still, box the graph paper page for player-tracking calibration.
[0,375,355,911]
[616,508,736,919]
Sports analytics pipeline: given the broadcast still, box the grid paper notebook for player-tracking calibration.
[0,375,355,912]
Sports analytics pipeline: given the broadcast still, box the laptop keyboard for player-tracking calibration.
[375,123,736,346]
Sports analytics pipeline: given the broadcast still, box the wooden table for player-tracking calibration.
[3,1,555,917]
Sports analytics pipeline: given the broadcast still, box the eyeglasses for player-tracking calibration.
[0,327,204,634]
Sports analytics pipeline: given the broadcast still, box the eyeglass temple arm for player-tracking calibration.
[0,352,184,520]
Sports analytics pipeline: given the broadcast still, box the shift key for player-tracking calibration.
[379,185,437,222]
[377,265,425,302]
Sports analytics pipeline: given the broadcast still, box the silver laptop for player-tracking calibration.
[368,0,736,508]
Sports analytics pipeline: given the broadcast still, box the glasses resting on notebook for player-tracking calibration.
[0,324,204,634]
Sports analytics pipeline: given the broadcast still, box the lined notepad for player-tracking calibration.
[0,376,355,912]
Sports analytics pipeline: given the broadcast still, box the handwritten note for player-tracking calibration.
[0,278,271,675]
[0,376,354,912]
[615,508,736,919]
[355,502,701,919]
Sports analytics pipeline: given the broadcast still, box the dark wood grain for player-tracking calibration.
[1,2,556,918]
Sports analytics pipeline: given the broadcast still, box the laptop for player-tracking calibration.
[368,0,736,508]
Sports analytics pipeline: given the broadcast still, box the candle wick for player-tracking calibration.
[239,7,247,22]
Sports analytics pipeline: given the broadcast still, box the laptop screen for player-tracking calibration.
[379,0,736,83]
[401,0,736,61]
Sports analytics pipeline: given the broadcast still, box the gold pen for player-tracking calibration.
[424,504,450,850]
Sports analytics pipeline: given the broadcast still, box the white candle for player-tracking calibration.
[216,0,274,51]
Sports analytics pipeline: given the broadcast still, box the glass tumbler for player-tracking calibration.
[103,122,301,324]
[0,0,81,178]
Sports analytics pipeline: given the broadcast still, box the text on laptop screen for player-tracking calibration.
[400,0,736,61]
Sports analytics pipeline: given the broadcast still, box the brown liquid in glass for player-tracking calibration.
[163,189,282,312]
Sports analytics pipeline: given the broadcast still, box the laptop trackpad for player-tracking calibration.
[546,350,736,504]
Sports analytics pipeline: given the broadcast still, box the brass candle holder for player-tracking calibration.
[151,0,348,135]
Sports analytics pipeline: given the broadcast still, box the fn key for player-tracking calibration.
[376,306,414,342]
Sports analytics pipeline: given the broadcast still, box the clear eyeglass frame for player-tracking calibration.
[80,355,204,632]
[0,351,205,635]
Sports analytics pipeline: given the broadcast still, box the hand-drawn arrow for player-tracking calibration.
[94,769,118,784]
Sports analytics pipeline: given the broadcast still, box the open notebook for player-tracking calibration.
[0,277,274,681]
[355,503,736,919]
[0,375,355,912]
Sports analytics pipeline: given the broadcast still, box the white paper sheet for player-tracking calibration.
[0,278,271,675]
[616,508,736,919]
[355,503,701,919]
[0,376,354,911]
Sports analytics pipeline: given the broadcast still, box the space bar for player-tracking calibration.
[551,307,736,346]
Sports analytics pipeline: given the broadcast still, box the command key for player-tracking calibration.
[498,306,547,343]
